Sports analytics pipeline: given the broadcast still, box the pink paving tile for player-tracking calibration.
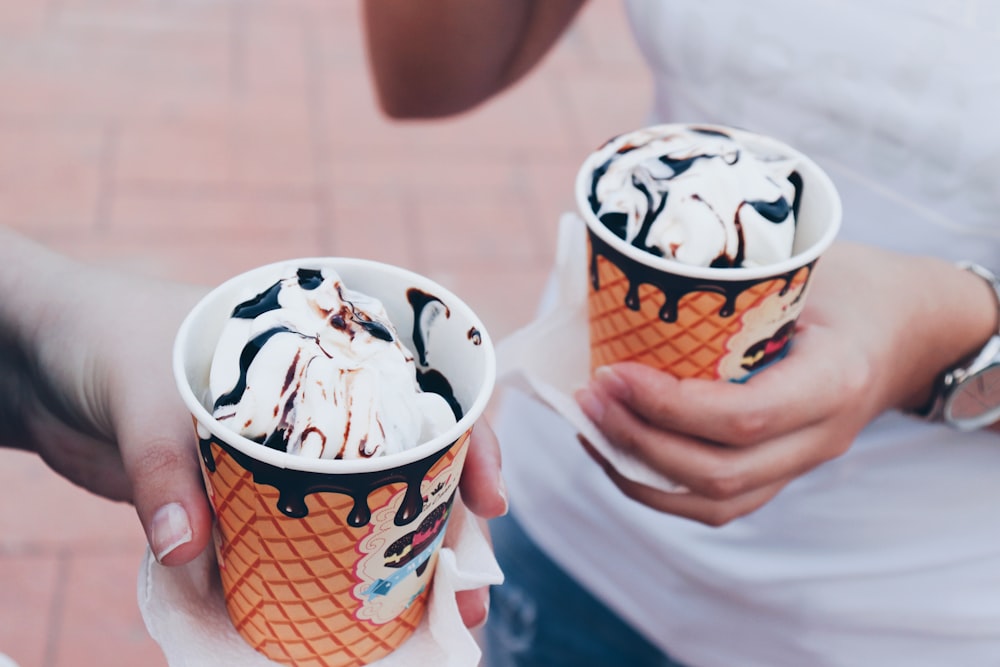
[327,154,521,195]
[0,449,150,667]
[224,84,316,134]
[42,229,331,288]
[0,0,46,34]
[52,552,166,667]
[519,158,584,268]
[0,450,147,552]
[327,195,424,272]
[75,188,326,283]
[238,0,349,22]
[0,15,307,129]
[0,552,61,667]
[114,120,317,191]
[107,188,321,239]
[309,4,374,67]
[0,69,214,128]
[0,121,105,230]
[52,0,232,31]
[325,151,567,247]
[425,264,555,343]
[4,20,231,90]
[0,17,233,127]
[565,1,648,70]
[414,197,542,269]
[235,10,311,95]
[558,70,654,148]
[325,153,548,273]
[321,68,581,159]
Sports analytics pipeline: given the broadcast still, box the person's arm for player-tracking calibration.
[575,242,1000,525]
[362,0,587,118]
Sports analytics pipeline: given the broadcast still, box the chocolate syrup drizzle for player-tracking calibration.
[201,271,468,526]
[407,288,463,421]
[588,228,814,323]
[406,288,449,367]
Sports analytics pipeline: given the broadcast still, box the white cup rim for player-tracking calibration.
[172,257,496,475]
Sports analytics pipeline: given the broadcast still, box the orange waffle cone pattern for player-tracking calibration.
[587,246,811,380]
[201,433,469,667]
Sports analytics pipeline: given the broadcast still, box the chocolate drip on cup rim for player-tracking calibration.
[587,227,815,323]
[198,434,455,526]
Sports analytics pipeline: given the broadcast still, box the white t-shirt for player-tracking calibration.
[496,1,1000,665]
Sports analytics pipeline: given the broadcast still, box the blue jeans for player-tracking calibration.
[482,512,686,667]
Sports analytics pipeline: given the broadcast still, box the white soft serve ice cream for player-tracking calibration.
[208,266,456,459]
[587,125,801,268]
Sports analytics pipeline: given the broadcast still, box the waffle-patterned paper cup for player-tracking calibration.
[173,258,496,667]
[576,123,842,381]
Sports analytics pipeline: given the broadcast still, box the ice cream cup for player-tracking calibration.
[172,258,496,667]
[575,123,842,381]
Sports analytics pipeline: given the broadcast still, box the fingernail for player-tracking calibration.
[472,597,491,630]
[575,387,605,424]
[497,471,509,516]
[594,365,629,399]
[151,502,192,563]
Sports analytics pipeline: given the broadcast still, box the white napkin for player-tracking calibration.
[138,502,503,667]
[494,213,684,494]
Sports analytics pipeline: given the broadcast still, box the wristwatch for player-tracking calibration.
[918,261,1000,430]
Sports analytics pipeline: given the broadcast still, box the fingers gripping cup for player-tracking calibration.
[173,258,495,667]
[576,123,842,381]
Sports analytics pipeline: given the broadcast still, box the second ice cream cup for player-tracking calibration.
[575,123,842,381]
[173,258,496,667]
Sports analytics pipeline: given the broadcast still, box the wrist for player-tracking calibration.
[894,258,999,413]
[906,261,1000,427]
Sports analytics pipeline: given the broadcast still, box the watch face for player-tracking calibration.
[945,363,1000,430]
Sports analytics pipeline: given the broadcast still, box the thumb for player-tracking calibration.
[118,412,214,566]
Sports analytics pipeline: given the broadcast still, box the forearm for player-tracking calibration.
[362,0,586,118]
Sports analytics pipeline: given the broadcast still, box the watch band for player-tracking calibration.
[956,260,1000,336]
[915,261,1000,422]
